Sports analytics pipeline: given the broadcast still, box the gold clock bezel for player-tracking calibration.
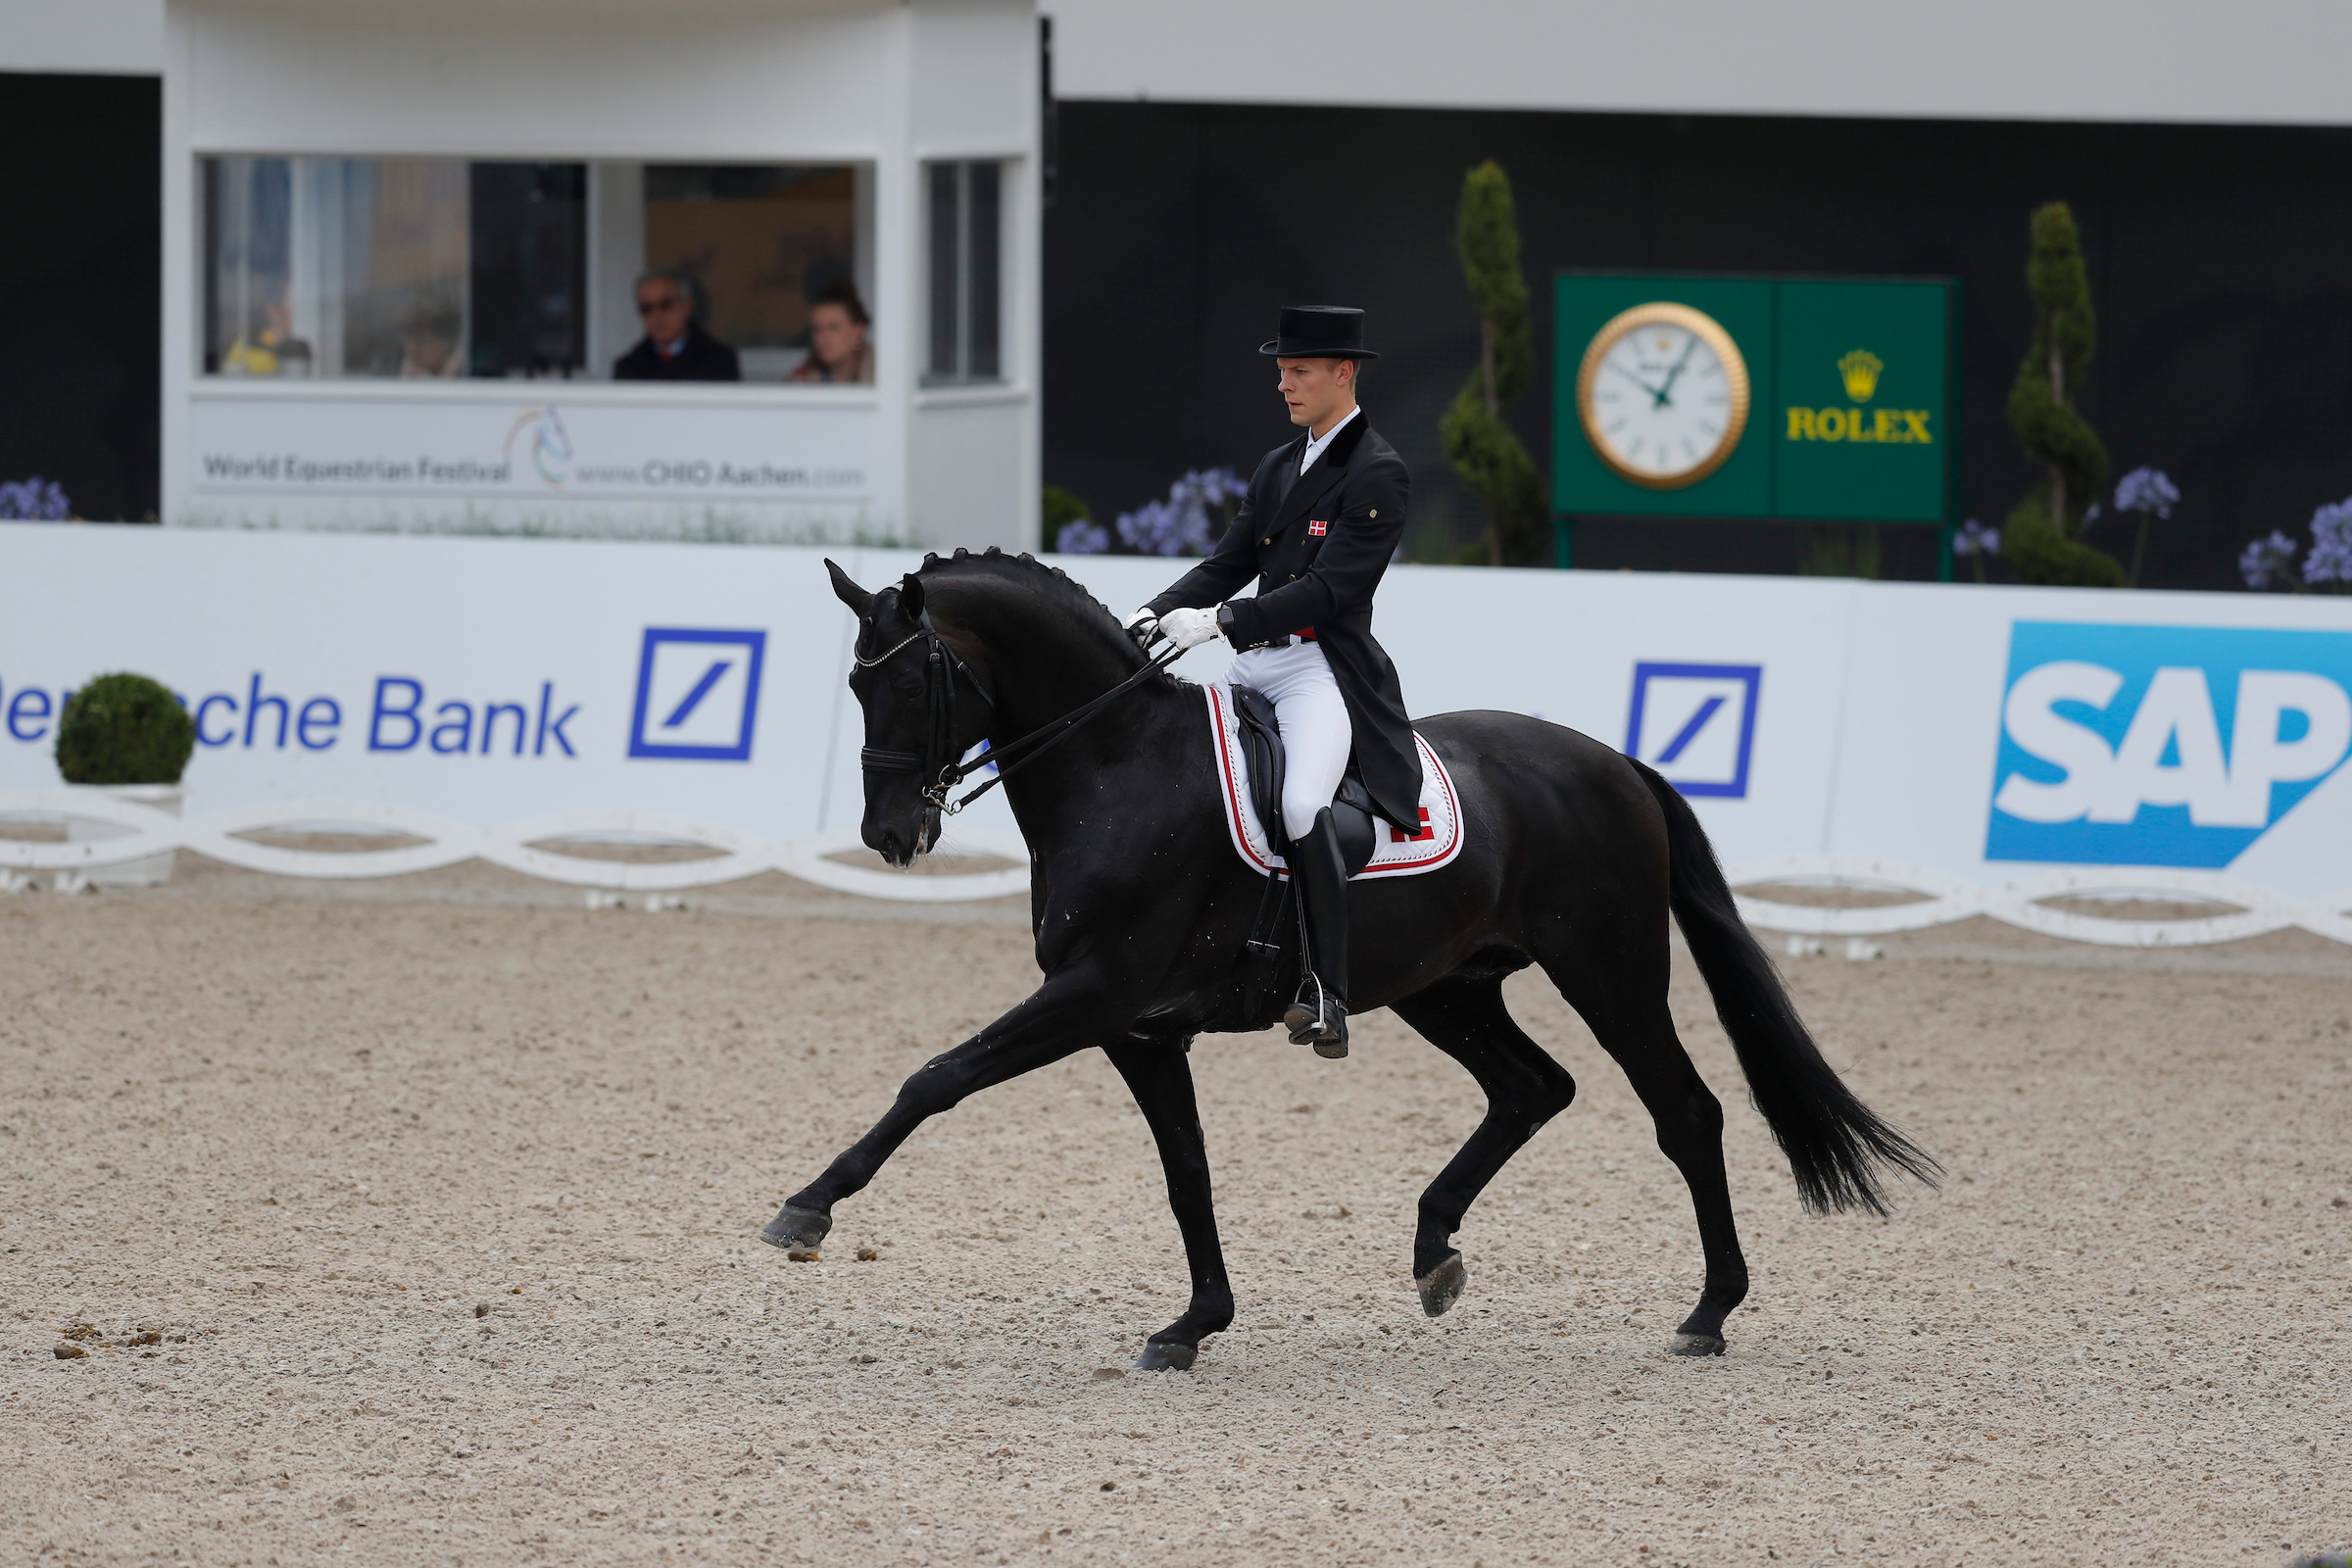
[1575,302,1752,491]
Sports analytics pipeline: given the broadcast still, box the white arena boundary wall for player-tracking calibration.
[4,529,2351,947]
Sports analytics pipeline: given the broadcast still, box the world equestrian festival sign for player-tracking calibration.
[1552,272,1957,534]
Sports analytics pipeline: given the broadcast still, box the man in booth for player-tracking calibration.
[613,270,742,382]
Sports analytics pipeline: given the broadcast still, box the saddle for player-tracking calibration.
[1227,685,1379,872]
[1222,685,1378,1031]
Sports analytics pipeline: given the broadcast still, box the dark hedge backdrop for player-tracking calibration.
[0,73,160,522]
[1042,102,2352,588]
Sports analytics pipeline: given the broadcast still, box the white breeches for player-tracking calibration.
[1227,640,1352,842]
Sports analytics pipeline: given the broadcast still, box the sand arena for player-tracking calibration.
[3,852,2348,1566]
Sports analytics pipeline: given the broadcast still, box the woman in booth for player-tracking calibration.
[789,278,874,384]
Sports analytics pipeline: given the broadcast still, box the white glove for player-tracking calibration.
[1157,606,1221,652]
[1122,607,1159,641]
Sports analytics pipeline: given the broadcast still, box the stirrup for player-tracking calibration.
[1284,971,1348,1058]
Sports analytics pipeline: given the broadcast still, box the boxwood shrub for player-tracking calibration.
[55,672,195,786]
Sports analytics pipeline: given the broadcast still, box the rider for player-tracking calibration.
[1125,305,1423,1060]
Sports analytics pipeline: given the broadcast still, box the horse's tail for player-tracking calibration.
[1632,760,1941,1215]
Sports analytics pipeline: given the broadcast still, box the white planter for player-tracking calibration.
[63,783,184,887]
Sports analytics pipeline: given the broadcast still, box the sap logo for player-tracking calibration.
[1626,662,1761,799]
[1987,621,2352,868]
[627,627,767,761]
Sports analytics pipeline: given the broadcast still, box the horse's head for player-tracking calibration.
[827,559,994,868]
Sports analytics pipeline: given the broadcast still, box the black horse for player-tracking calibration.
[765,550,1936,1368]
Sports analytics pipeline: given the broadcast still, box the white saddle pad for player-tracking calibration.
[1204,683,1464,880]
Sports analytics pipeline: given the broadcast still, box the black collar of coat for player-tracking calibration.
[1271,412,1373,531]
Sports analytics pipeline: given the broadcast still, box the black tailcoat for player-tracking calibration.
[1146,414,1423,833]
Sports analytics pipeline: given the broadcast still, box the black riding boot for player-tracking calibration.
[1284,807,1351,1059]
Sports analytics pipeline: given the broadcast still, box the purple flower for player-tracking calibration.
[2240,530,2301,591]
[2304,498,2352,585]
[1106,466,1248,557]
[2114,466,2180,518]
[0,475,70,520]
[1953,518,1999,557]
[1055,517,1110,555]
[1184,466,1249,509]
[2080,502,2101,530]
[1115,498,1200,557]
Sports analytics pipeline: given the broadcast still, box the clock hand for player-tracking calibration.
[1605,361,1667,401]
[1652,334,1701,408]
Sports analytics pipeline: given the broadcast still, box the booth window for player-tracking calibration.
[642,164,863,382]
[925,160,1003,384]
[202,157,868,382]
[203,156,586,378]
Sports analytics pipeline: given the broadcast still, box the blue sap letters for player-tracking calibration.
[1987,621,2352,867]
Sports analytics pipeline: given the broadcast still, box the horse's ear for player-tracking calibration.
[897,571,926,621]
[824,559,873,615]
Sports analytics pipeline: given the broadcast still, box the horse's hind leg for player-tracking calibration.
[1388,974,1577,1317]
[1540,935,1750,1356]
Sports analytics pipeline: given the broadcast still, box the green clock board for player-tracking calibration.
[1552,271,1958,539]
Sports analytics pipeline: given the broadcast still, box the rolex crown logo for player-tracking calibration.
[1838,350,1884,403]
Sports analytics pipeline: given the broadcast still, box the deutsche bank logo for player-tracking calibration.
[1988,620,2352,867]
[627,627,767,761]
[1626,662,1762,798]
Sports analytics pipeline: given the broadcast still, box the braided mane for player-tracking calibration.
[915,546,1181,688]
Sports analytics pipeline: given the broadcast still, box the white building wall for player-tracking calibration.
[15,0,2352,129]
[1047,0,2352,127]
[907,0,1042,554]
[156,0,1039,550]
[0,0,164,74]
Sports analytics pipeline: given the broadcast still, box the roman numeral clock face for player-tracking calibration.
[1575,303,1751,489]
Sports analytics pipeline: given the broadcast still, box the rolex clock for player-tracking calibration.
[1574,302,1751,489]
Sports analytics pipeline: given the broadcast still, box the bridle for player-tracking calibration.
[855,604,1184,834]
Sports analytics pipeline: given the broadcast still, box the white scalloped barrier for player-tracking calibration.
[8,793,2350,945]
[0,792,1031,904]
[1728,855,2352,949]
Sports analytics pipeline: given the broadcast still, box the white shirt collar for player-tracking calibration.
[1298,405,1361,474]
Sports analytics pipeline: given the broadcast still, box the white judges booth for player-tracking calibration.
[160,0,1040,551]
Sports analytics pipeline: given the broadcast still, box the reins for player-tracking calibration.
[858,609,1183,819]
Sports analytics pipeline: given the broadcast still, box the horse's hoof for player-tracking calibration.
[1136,1341,1197,1372]
[1415,1252,1468,1317]
[760,1204,832,1253]
[1668,1332,1726,1357]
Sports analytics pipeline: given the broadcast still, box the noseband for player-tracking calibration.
[855,610,997,836]
[854,603,1184,832]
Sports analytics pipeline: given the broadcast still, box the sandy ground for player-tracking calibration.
[3,854,2349,1568]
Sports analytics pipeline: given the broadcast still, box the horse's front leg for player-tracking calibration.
[1102,1036,1233,1371]
[760,967,1131,1253]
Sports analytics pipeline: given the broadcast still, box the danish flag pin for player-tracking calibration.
[1308,518,1328,536]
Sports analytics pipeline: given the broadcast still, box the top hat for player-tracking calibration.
[1259,305,1379,361]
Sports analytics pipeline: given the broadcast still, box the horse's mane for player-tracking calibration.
[915,547,1183,689]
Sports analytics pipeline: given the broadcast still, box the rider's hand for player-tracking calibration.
[1122,607,1160,648]
[1156,606,1221,652]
